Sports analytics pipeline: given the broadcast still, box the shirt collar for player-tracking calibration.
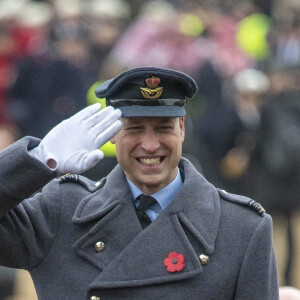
[126,168,183,210]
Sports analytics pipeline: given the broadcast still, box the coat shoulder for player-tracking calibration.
[39,174,107,219]
[217,188,266,217]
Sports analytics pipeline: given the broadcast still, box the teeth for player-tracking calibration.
[139,157,161,166]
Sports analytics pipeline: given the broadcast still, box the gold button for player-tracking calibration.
[199,254,209,265]
[91,296,100,300]
[95,241,105,252]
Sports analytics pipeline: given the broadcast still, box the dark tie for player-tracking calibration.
[136,194,157,229]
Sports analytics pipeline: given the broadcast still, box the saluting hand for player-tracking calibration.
[30,103,122,174]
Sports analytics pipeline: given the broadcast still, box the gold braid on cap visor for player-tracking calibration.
[107,99,187,107]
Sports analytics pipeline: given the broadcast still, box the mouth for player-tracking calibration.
[137,157,165,167]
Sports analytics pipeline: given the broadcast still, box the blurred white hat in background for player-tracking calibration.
[87,0,131,19]
[0,0,29,21]
[233,68,270,93]
[16,2,53,27]
[139,0,176,19]
[285,0,300,9]
[54,0,85,18]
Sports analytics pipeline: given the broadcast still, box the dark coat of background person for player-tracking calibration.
[248,91,300,213]
[8,56,88,139]
[189,62,300,214]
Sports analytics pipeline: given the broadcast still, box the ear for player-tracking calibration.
[180,117,185,142]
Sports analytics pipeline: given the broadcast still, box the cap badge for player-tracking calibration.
[140,76,163,99]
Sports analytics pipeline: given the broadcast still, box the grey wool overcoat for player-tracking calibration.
[0,137,279,300]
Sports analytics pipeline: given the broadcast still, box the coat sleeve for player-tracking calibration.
[0,137,56,218]
[0,137,59,270]
[235,214,279,300]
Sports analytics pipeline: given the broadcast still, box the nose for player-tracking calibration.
[140,129,160,153]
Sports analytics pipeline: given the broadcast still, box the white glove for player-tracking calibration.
[29,103,122,174]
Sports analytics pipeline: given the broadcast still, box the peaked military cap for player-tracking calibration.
[95,67,198,117]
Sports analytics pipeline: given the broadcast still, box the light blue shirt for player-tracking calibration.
[126,169,183,222]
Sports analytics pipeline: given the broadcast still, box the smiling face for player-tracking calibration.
[110,116,185,195]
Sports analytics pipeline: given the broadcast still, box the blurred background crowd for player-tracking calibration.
[0,0,300,299]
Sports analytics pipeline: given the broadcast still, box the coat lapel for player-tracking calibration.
[72,158,221,290]
[72,166,142,270]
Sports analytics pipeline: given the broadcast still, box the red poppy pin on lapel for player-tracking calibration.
[164,252,185,272]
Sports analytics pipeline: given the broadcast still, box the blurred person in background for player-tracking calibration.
[0,1,21,148]
[256,68,300,288]
[246,1,300,288]
[86,0,131,67]
[269,0,300,70]
[7,1,95,139]
[0,24,16,125]
[0,3,25,298]
[183,61,239,186]
[50,0,88,42]
[190,67,271,210]
[110,1,203,74]
[219,68,270,195]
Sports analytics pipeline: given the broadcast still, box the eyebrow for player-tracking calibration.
[123,118,144,125]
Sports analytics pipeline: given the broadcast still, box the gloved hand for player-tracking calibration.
[29,103,122,174]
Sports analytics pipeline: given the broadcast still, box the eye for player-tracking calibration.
[126,126,142,130]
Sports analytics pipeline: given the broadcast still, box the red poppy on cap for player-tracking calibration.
[164,252,185,272]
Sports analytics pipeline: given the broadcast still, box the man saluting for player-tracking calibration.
[0,67,278,299]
